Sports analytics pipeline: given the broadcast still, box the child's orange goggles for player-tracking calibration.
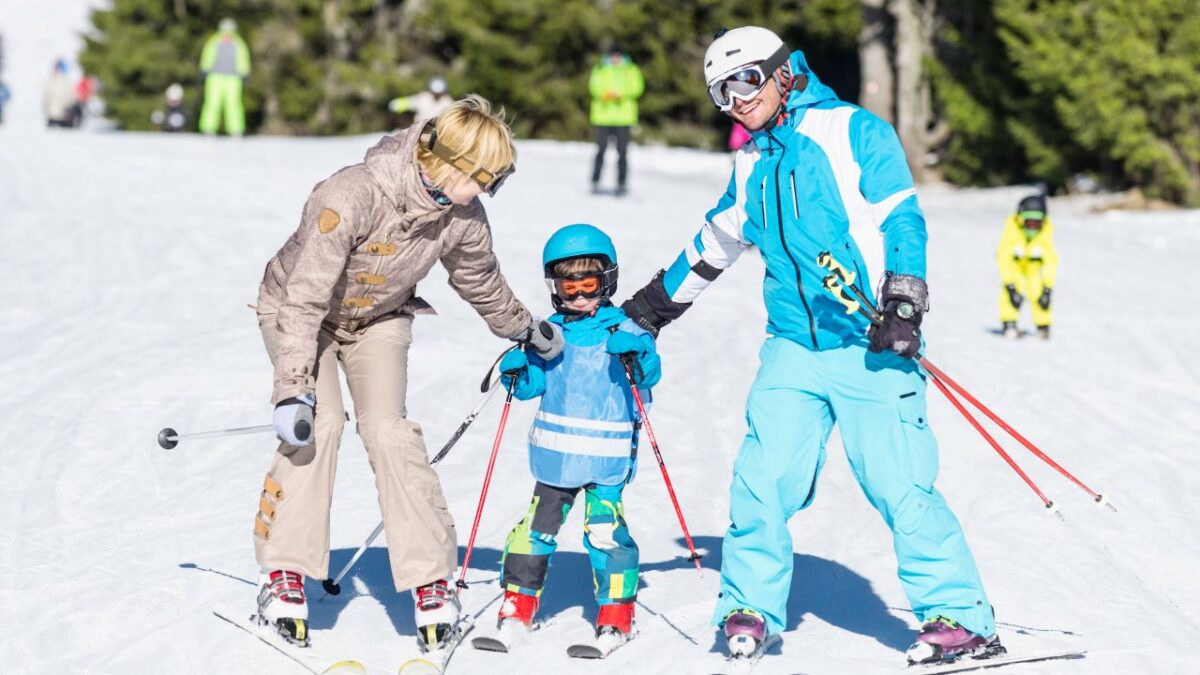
[549,273,604,300]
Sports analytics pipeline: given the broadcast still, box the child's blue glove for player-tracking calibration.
[497,348,546,399]
[499,349,528,375]
[606,330,644,358]
[606,330,661,388]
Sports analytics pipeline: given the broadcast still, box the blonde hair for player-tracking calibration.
[552,257,605,277]
[417,94,516,190]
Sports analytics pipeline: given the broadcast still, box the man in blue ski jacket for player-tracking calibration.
[621,26,1000,665]
[483,224,660,652]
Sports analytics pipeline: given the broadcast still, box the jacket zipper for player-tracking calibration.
[767,130,818,349]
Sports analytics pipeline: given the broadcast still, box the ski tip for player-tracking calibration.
[396,658,441,674]
[319,660,366,674]
[566,644,606,659]
[470,636,510,653]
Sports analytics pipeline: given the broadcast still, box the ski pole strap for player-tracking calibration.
[482,344,518,393]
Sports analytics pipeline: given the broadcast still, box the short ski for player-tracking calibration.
[212,607,364,675]
[907,650,1086,674]
[397,616,475,674]
[469,618,548,653]
[566,629,635,659]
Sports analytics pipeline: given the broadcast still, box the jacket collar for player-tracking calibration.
[750,49,841,153]
[363,125,455,221]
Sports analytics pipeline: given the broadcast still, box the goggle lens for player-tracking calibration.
[549,274,604,300]
[477,168,512,197]
[708,66,769,111]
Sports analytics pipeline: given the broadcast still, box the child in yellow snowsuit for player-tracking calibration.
[997,195,1059,339]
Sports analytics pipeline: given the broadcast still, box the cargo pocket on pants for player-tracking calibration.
[894,394,939,535]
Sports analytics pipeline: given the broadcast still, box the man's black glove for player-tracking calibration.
[1005,284,1023,310]
[867,274,929,360]
[621,269,694,337]
[1038,287,1052,310]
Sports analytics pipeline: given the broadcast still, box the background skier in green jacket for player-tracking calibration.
[588,46,643,197]
[198,18,251,136]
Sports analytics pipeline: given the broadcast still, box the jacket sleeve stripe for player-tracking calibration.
[869,187,917,225]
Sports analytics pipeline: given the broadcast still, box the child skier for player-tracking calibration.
[997,194,1059,339]
[477,223,661,653]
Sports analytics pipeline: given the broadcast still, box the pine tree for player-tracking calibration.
[80,0,265,132]
[996,0,1200,204]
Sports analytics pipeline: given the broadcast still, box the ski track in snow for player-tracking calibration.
[2,2,1199,673]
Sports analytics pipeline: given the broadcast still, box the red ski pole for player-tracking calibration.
[815,257,1115,513]
[456,384,516,590]
[918,357,1114,512]
[928,374,1061,518]
[621,357,704,576]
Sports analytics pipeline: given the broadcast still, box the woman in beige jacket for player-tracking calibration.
[252,95,558,651]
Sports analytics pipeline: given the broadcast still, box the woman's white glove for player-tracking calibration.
[515,318,564,360]
[274,393,315,446]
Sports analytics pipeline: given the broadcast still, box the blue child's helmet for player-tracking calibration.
[541,224,619,307]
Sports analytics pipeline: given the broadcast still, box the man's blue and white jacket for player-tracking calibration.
[629,50,926,348]
[504,305,659,489]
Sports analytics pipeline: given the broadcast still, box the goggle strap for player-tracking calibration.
[419,120,512,187]
[759,44,790,80]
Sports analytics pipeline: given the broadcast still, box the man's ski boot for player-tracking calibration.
[905,616,1005,665]
[723,608,767,658]
[1001,321,1019,339]
[255,569,309,646]
[413,578,461,652]
[1037,325,1051,340]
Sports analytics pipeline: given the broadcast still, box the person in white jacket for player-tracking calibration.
[44,59,76,127]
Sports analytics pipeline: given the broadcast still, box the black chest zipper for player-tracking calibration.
[766,130,819,349]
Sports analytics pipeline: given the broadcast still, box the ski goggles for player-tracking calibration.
[1018,211,1045,230]
[419,120,514,196]
[706,45,790,112]
[546,273,605,300]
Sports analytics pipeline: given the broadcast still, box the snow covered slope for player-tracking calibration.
[2,3,1199,674]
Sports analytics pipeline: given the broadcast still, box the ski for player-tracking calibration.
[469,618,547,653]
[906,650,1086,674]
[566,629,635,659]
[396,616,476,674]
[212,607,365,675]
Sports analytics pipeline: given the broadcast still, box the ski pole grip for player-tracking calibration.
[822,274,861,315]
[816,250,856,286]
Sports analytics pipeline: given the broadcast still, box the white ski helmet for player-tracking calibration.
[703,26,790,110]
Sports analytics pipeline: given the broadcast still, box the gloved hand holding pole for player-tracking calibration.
[815,250,1115,513]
